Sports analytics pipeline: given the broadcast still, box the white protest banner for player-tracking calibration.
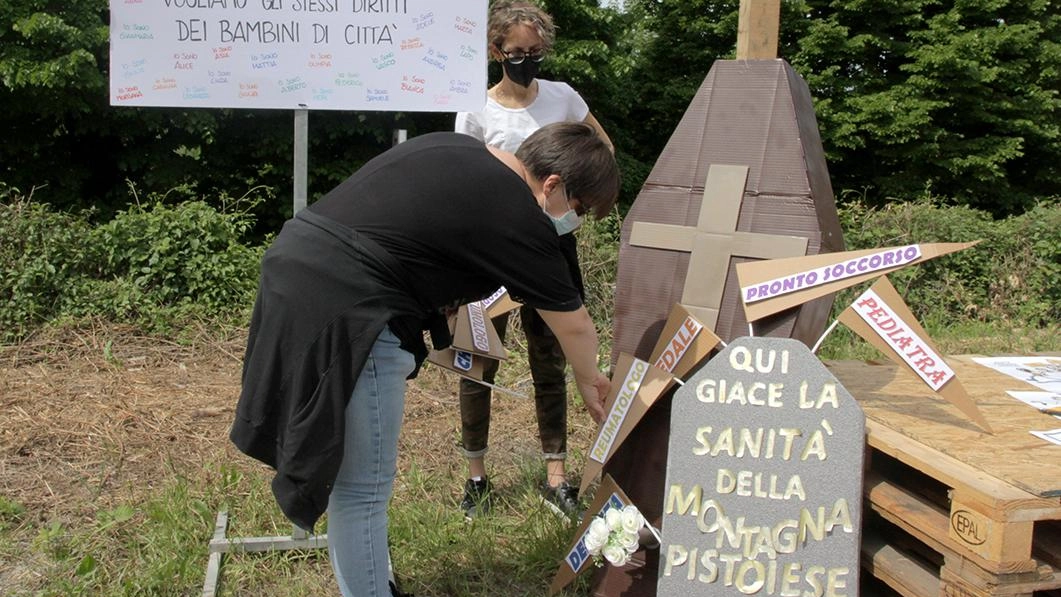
[467,301,490,353]
[588,357,649,465]
[109,0,488,112]
[451,302,506,360]
[481,286,521,318]
[480,286,507,310]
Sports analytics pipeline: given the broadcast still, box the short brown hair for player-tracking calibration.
[516,122,620,219]
[487,1,556,52]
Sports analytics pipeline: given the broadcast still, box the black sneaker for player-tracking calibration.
[460,477,493,519]
[541,481,581,518]
[389,580,413,597]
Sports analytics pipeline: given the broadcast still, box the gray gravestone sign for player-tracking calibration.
[658,337,864,597]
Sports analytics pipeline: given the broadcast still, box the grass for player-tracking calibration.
[818,318,1060,361]
[3,472,221,596]
[1,317,1055,596]
[0,459,590,596]
[389,459,588,596]
[1,200,1057,596]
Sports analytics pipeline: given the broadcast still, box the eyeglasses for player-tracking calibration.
[500,48,546,64]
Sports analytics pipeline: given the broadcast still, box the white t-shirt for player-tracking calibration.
[454,79,590,152]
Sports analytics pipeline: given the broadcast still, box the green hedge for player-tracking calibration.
[0,188,263,343]
[1,189,1056,345]
[835,198,1059,327]
[0,199,97,341]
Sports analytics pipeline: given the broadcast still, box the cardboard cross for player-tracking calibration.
[628,164,809,330]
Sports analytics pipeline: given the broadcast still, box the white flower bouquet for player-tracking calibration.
[582,505,647,567]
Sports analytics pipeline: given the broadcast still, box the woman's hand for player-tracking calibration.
[577,371,611,424]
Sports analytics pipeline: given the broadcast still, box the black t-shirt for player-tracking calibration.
[309,132,581,313]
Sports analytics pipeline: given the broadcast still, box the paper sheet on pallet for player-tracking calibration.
[837,275,993,433]
[736,241,979,322]
[579,353,676,496]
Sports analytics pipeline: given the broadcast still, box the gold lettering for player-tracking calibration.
[799,380,813,408]
[696,499,723,533]
[717,469,737,494]
[767,382,784,407]
[736,559,766,594]
[786,475,807,501]
[826,498,854,533]
[698,549,719,583]
[818,383,839,408]
[801,430,827,461]
[693,426,713,455]
[726,381,749,406]
[799,507,825,543]
[719,553,742,585]
[662,544,688,577]
[697,378,719,403]
[714,507,743,550]
[666,484,702,516]
[749,528,777,558]
[780,562,803,597]
[826,568,851,597]
[712,428,736,456]
[774,520,799,553]
[747,382,767,406]
[778,428,801,459]
[804,565,827,597]
[737,427,764,457]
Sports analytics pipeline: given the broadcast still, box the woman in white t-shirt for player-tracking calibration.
[456,3,612,153]
[453,0,614,522]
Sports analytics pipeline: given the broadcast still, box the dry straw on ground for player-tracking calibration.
[0,322,595,526]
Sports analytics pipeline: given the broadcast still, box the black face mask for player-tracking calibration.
[502,59,540,87]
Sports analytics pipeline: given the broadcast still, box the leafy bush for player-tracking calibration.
[90,197,262,314]
[834,197,1060,327]
[577,209,622,328]
[0,189,98,341]
[0,187,264,343]
[3,183,1056,352]
[991,201,1061,324]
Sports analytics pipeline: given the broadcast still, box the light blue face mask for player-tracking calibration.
[545,185,582,235]
[549,209,582,236]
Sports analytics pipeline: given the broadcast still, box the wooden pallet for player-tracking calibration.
[827,356,1061,597]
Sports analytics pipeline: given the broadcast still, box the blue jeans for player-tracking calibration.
[328,326,414,597]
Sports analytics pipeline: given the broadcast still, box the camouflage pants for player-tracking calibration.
[458,305,568,460]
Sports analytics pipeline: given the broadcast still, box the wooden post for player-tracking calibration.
[736,0,781,59]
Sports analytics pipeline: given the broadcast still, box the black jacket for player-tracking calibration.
[230,209,440,530]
